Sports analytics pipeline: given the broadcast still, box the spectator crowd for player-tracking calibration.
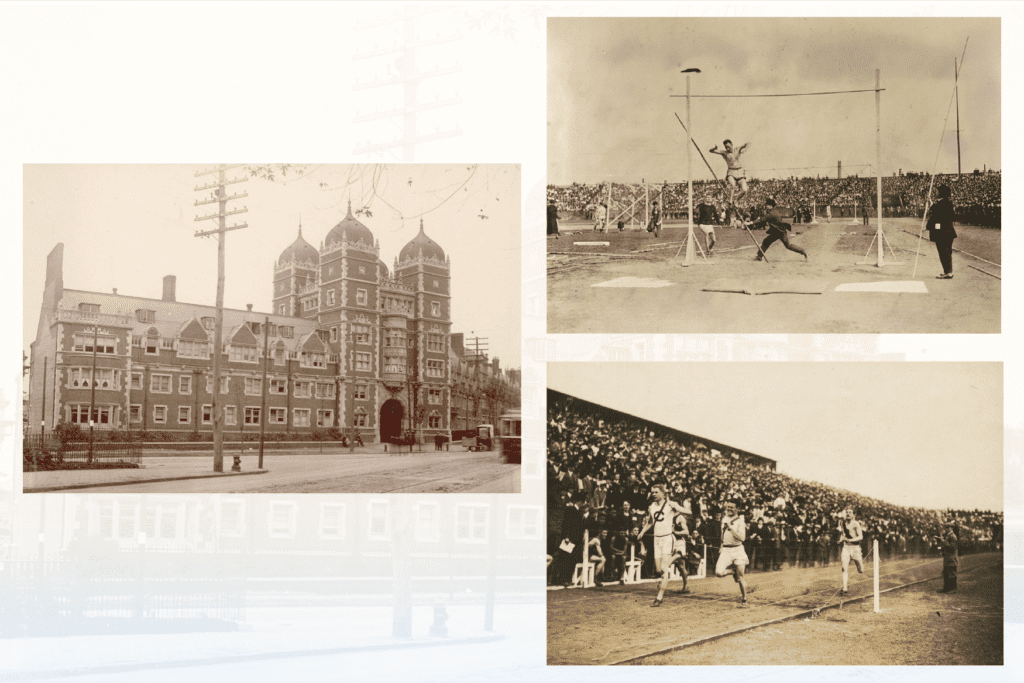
[547,171,1000,229]
[547,390,1003,587]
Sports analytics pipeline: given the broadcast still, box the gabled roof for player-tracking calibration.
[228,324,259,346]
[299,331,327,352]
[178,318,209,341]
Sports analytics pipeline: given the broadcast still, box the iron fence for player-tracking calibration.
[23,429,142,469]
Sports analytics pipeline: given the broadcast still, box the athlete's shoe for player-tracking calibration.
[651,598,664,607]
[740,598,748,608]
[679,588,690,594]
[839,589,848,596]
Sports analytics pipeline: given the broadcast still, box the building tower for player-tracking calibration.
[272,222,319,318]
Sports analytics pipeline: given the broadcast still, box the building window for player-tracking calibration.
[317,409,334,428]
[431,301,441,317]
[206,376,230,394]
[384,361,406,375]
[130,405,141,423]
[506,506,542,539]
[301,352,326,368]
[179,375,192,395]
[268,501,297,538]
[224,406,237,426]
[354,409,367,427]
[278,304,286,315]
[385,329,405,347]
[330,326,338,342]
[354,384,367,400]
[219,499,245,537]
[244,407,260,425]
[178,340,209,359]
[270,379,287,395]
[145,337,158,354]
[244,378,262,396]
[428,415,441,429]
[131,373,143,390]
[293,409,311,427]
[281,326,293,338]
[79,303,100,317]
[132,336,142,348]
[70,405,113,425]
[355,352,371,372]
[274,347,286,366]
[269,408,287,424]
[320,504,345,539]
[161,339,174,350]
[415,503,440,542]
[368,501,389,540]
[293,381,312,398]
[315,383,335,399]
[202,317,215,332]
[353,325,370,344]
[72,334,116,354]
[267,324,277,337]
[229,345,257,363]
[326,290,335,306]
[426,334,445,353]
[178,406,191,424]
[356,289,368,306]
[426,360,444,378]
[249,322,261,336]
[202,405,212,424]
[153,405,168,424]
[151,374,172,393]
[455,504,489,543]
[428,389,442,405]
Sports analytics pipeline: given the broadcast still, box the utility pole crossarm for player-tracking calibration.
[195,164,245,178]
[194,223,248,237]
[195,176,248,192]
[195,191,248,207]
[194,207,249,222]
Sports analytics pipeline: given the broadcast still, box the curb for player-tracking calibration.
[24,469,269,493]
[0,632,505,682]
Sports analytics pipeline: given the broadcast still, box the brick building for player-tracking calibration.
[27,204,458,443]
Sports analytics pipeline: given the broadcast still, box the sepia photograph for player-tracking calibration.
[546,362,1003,665]
[23,164,522,494]
[547,18,1000,334]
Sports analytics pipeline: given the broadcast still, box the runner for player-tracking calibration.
[639,484,687,607]
[838,507,865,595]
[716,501,750,607]
[752,198,809,261]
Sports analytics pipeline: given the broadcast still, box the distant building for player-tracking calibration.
[449,333,521,432]
[25,204,499,443]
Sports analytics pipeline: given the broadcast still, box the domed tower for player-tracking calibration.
[394,219,451,438]
[272,221,319,318]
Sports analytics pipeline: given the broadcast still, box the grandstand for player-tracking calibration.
[548,171,1001,227]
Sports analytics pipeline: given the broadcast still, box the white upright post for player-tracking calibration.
[645,181,649,229]
[873,539,880,613]
[875,68,884,266]
[685,73,696,263]
[606,183,612,233]
[582,529,591,587]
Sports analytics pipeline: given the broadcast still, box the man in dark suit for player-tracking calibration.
[938,520,959,593]
[925,184,957,279]
[752,198,808,261]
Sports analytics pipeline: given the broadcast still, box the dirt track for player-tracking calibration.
[548,219,1000,333]
[547,552,1001,665]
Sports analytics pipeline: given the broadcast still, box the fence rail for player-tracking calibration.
[23,430,141,469]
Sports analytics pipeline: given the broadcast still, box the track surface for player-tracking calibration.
[548,218,1000,333]
[547,552,1000,665]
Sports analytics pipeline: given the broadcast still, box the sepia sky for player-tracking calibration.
[23,164,521,368]
[548,362,1003,512]
[549,17,1000,184]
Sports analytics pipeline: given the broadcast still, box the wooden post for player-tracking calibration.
[873,539,880,613]
[876,69,884,266]
[258,317,270,470]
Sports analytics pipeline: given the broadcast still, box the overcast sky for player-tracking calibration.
[549,362,1002,512]
[549,17,1000,185]
[23,164,521,368]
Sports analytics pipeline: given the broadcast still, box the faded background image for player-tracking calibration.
[2,2,1023,682]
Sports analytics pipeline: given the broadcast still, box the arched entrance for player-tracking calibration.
[379,399,404,442]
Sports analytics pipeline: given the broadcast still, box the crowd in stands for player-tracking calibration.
[547,171,1000,228]
[546,390,1002,587]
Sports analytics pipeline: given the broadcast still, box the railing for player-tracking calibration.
[23,429,142,469]
[56,310,134,326]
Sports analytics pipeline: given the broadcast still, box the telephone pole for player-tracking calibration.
[463,335,488,427]
[955,57,962,178]
[194,165,248,472]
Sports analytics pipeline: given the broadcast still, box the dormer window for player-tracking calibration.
[136,309,156,323]
[202,317,215,332]
[79,303,100,317]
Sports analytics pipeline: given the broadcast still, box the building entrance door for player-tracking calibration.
[380,399,404,442]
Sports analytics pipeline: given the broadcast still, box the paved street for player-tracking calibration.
[25,447,519,494]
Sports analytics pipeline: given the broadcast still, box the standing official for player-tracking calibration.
[938,520,959,593]
[925,185,957,279]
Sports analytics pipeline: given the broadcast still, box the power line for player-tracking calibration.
[670,88,885,99]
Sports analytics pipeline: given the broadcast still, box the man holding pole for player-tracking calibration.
[710,140,750,206]
[752,198,809,261]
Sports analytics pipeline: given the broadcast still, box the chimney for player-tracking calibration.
[162,275,176,302]
[112,288,117,295]
[246,304,253,312]
[450,333,464,356]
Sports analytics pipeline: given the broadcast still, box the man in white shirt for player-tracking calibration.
[839,507,865,595]
[640,484,687,607]
[716,501,750,607]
